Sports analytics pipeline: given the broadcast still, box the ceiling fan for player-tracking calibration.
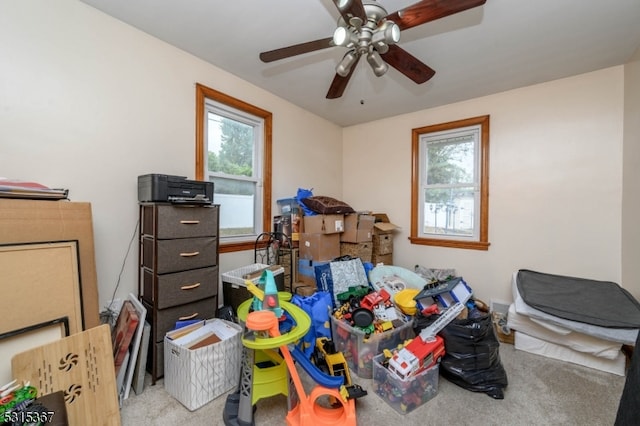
[259,0,487,99]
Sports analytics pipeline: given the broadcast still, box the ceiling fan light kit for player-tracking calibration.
[371,21,400,53]
[337,50,359,77]
[259,0,488,99]
[366,50,388,77]
[333,26,358,47]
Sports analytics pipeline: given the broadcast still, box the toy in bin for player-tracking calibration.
[387,300,466,380]
[413,276,473,310]
[312,337,368,402]
[331,283,415,379]
[373,353,439,415]
[372,294,466,415]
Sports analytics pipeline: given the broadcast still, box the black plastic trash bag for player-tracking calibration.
[416,311,508,399]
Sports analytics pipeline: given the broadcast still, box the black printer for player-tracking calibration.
[137,174,213,204]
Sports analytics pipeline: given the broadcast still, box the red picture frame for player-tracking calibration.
[111,301,140,375]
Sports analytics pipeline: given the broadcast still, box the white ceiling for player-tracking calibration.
[79,0,640,127]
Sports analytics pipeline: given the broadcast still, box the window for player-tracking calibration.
[196,83,272,253]
[410,115,490,250]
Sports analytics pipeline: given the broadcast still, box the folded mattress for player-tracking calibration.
[512,271,638,345]
[517,269,640,328]
[514,331,626,376]
[507,303,622,360]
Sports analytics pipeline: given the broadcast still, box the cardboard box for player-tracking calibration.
[298,258,329,287]
[164,319,242,411]
[293,282,316,297]
[340,241,373,263]
[330,314,414,379]
[341,213,375,243]
[221,264,285,314]
[372,213,400,235]
[299,233,340,261]
[0,199,100,329]
[373,234,393,255]
[372,354,439,414]
[303,214,344,234]
[372,253,393,265]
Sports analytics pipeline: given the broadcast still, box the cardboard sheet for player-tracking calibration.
[0,199,100,328]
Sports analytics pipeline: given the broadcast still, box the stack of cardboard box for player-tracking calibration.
[293,211,398,294]
[371,213,399,265]
[339,213,375,262]
[297,214,343,289]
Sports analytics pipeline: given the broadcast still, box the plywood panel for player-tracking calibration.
[12,324,120,426]
[0,241,83,335]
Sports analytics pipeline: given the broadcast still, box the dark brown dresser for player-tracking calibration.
[138,203,219,384]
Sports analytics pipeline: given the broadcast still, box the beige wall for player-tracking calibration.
[343,67,626,303]
[0,0,342,309]
[1,1,635,310]
[622,49,640,299]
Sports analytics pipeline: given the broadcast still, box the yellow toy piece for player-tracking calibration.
[393,288,420,315]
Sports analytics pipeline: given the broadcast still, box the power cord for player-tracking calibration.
[100,219,140,327]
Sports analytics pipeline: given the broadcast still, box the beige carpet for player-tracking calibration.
[120,343,626,425]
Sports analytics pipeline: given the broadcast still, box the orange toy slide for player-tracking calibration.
[244,309,357,426]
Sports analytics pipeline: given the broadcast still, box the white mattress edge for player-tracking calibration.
[514,331,626,376]
[507,304,622,360]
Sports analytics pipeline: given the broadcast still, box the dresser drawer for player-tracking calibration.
[142,204,218,239]
[151,296,218,343]
[143,236,218,274]
[143,266,218,309]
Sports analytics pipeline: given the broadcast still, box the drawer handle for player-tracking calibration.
[180,251,200,257]
[178,313,198,321]
[181,283,201,290]
[180,220,200,225]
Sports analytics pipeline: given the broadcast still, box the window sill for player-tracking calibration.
[409,236,490,251]
[219,240,256,254]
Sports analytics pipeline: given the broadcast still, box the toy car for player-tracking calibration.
[387,335,445,381]
[313,337,368,401]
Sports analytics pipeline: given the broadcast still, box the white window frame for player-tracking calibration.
[411,115,490,250]
[195,83,272,253]
[419,127,480,240]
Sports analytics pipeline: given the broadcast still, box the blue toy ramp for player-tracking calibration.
[290,345,344,388]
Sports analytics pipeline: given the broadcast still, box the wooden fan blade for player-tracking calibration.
[326,55,361,99]
[259,37,334,63]
[380,44,435,84]
[386,0,487,31]
[333,0,367,26]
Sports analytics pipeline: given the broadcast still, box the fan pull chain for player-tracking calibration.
[358,67,365,105]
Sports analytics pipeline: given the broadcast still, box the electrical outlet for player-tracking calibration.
[490,299,510,315]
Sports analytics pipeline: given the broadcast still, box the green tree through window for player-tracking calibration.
[410,115,490,250]
[208,118,254,195]
[196,83,272,252]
